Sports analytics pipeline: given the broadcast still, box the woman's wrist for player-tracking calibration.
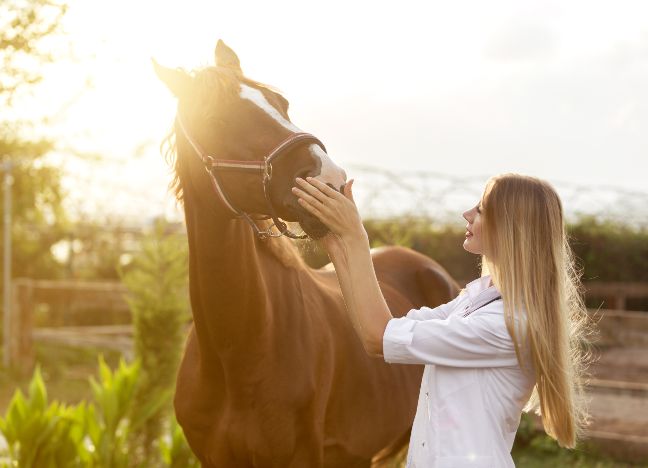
[340,224,369,248]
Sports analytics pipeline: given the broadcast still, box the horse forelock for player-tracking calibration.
[161,67,305,267]
[162,66,286,205]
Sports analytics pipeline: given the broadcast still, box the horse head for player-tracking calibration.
[153,39,347,240]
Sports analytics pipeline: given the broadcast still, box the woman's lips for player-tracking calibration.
[465,230,473,238]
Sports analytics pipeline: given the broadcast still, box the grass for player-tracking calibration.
[512,437,631,467]
[0,347,642,467]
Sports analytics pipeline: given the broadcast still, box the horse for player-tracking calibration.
[153,39,459,467]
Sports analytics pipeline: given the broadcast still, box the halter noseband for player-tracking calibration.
[176,115,327,240]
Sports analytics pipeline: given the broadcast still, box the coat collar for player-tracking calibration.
[465,274,501,304]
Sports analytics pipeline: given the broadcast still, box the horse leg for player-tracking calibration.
[323,444,372,468]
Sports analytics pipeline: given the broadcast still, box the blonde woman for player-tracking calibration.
[292,173,594,467]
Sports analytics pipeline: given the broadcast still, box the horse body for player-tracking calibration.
[155,40,459,467]
[175,203,456,466]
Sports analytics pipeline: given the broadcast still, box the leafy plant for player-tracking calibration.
[159,416,200,468]
[85,356,140,468]
[0,366,89,467]
[0,356,199,467]
[120,219,189,466]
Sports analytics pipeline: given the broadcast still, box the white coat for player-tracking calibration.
[383,275,536,467]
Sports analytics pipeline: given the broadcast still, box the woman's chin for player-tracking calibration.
[463,240,482,255]
[463,239,476,254]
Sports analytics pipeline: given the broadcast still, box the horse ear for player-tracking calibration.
[152,58,191,97]
[215,39,242,73]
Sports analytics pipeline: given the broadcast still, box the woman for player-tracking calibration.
[292,173,594,467]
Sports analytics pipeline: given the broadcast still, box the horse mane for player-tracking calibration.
[161,67,306,269]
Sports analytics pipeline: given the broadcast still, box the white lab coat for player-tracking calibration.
[383,275,536,467]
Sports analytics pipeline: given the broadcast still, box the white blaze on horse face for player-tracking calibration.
[239,85,300,133]
[308,144,347,191]
[239,84,347,190]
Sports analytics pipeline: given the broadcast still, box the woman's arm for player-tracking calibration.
[292,177,393,356]
[326,234,392,356]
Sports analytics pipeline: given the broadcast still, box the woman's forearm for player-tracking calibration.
[290,176,392,355]
[330,235,393,356]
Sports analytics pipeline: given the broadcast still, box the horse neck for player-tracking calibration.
[183,196,296,361]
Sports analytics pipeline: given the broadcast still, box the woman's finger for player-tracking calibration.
[297,196,327,220]
[343,179,355,203]
[295,177,331,204]
[291,186,329,212]
[305,177,346,200]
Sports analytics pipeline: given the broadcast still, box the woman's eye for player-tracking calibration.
[476,206,482,214]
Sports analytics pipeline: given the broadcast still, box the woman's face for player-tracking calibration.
[462,201,484,255]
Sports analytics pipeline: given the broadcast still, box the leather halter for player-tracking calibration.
[176,115,327,240]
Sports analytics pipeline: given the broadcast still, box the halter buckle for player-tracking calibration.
[263,158,273,182]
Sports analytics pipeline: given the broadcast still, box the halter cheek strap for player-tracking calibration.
[176,115,327,240]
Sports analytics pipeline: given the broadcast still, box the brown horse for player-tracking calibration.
[154,40,459,467]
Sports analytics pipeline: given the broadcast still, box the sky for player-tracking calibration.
[26,0,648,224]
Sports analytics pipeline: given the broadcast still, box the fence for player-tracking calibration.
[5,278,131,374]
[5,278,648,374]
[584,282,648,311]
[4,278,648,461]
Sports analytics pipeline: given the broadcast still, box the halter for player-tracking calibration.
[176,115,327,240]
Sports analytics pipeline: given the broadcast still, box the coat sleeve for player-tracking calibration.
[383,310,519,367]
[403,294,463,321]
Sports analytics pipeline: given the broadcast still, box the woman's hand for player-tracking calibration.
[291,177,367,247]
[293,177,391,355]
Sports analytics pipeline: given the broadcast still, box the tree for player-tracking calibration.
[0,0,70,287]
[0,0,68,105]
[120,219,190,466]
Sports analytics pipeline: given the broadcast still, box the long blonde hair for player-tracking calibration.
[480,173,596,449]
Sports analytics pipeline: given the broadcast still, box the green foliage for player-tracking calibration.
[0,366,90,467]
[0,0,68,103]
[0,356,199,467]
[120,219,189,466]
[300,216,648,310]
[510,413,624,467]
[0,0,71,328]
[364,217,482,283]
[297,217,481,282]
[0,141,69,281]
[568,216,648,282]
[86,355,140,467]
[159,416,200,468]
[64,221,136,280]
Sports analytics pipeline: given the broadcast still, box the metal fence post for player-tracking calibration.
[2,159,13,368]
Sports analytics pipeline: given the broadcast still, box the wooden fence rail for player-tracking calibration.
[4,279,648,374]
[6,278,130,374]
[584,281,648,310]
